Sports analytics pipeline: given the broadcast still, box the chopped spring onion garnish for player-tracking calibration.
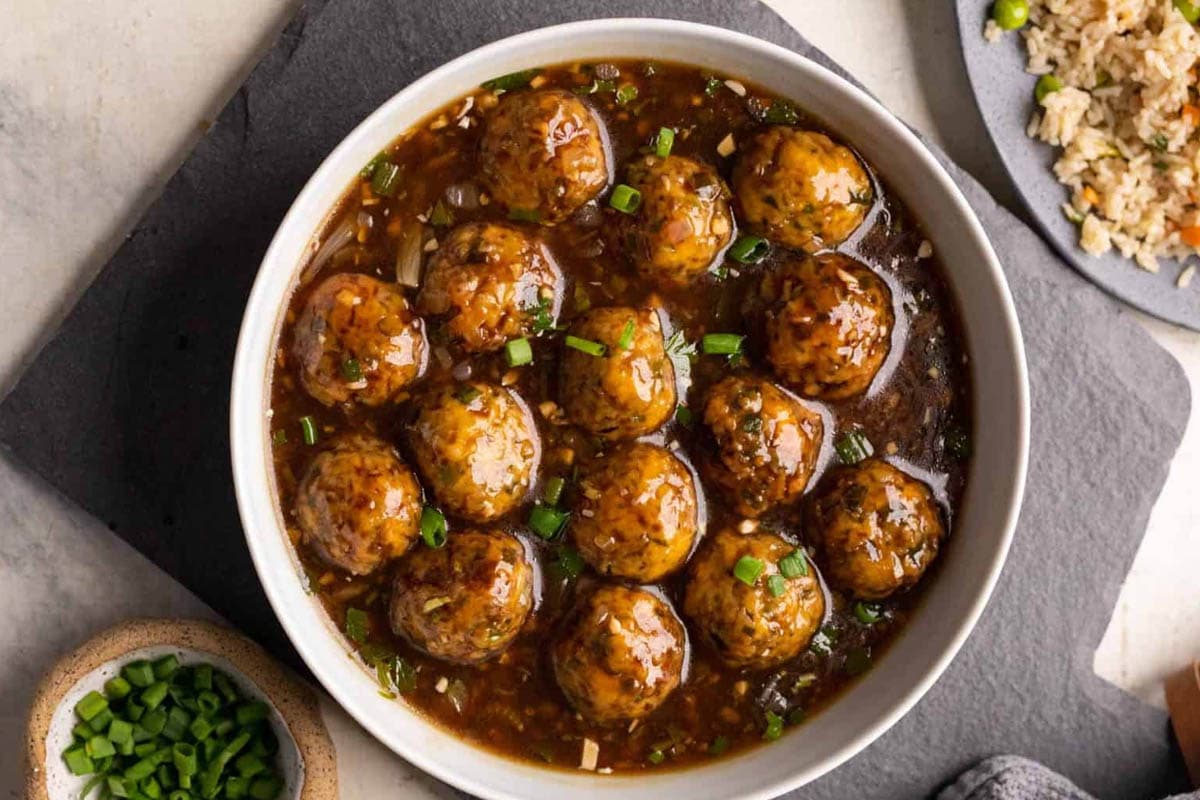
[763,99,800,126]
[766,574,787,598]
[843,647,872,676]
[272,429,287,445]
[704,77,722,96]
[505,337,533,367]
[853,602,883,625]
[556,546,585,579]
[944,423,971,460]
[708,736,730,756]
[616,84,639,105]
[299,416,318,446]
[616,319,635,349]
[647,749,665,765]
[762,710,785,741]
[701,333,744,356]
[675,405,694,427]
[429,200,454,227]
[370,161,401,196]
[341,357,363,382]
[653,127,675,158]
[609,184,642,214]
[529,504,569,540]
[345,607,369,643]
[728,235,770,264]
[529,295,557,334]
[834,430,873,464]
[574,78,616,95]
[778,549,808,579]
[481,68,541,92]
[565,335,607,357]
[542,476,566,506]
[508,207,542,223]
[64,657,285,797]
[454,385,481,405]
[420,506,448,548]
[732,556,764,586]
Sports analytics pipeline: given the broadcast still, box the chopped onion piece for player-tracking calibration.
[301,215,356,285]
[396,222,425,287]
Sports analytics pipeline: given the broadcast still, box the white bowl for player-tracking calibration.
[231,18,1030,800]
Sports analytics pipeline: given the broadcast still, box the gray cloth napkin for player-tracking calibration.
[941,757,1198,800]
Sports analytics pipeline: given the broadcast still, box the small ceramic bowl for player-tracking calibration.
[24,618,337,800]
[230,18,1030,800]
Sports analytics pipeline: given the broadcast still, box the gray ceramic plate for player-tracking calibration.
[956,0,1200,329]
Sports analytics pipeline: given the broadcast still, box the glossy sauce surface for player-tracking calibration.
[268,60,971,772]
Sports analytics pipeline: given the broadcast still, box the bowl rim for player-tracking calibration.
[231,17,1030,799]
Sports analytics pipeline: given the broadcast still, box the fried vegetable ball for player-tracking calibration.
[559,307,676,440]
[621,154,734,286]
[702,375,824,518]
[295,434,422,575]
[733,127,872,251]
[479,89,609,224]
[760,252,894,400]
[552,584,685,723]
[417,222,562,353]
[808,458,944,599]
[683,529,825,670]
[408,381,539,522]
[389,529,534,664]
[570,443,699,581]
[292,273,427,406]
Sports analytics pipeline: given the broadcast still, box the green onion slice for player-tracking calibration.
[508,207,542,223]
[616,319,635,349]
[564,335,607,357]
[778,549,809,579]
[675,405,694,427]
[299,416,318,446]
[653,127,675,158]
[708,735,730,756]
[345,607,369,643]
[853,601,883,625]
[834,430,873,464]
[733,556,764,586]
[505,337,533,367]
[609,184,642,214]
[701,333,744,355]
[453,384,481,405]
[542,476,566,506]
[616,84,639,105]
[420,506,447,548]
[762,710,785,741]
[529,504,569,540]
[340,357,363,382]
[728,235,770,264]
[766,574,787,598]
[369,161,401,196]
[481,68,540,92]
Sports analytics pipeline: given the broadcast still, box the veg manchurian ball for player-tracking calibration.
[570,442,699,581]
[760,252,893,400]
[702,374,824,518]
[408,381,539,522]
[621,154,734,286]
[418,222,562,353]
[479,89,609,224]
[808,458,944,599]
[683,529,825,670]
[733,126,872,251]
[292,273,427,407]
[390,529,534,664]
[559,306,676,440]
[552,584,686,723]
[295,434,422,575]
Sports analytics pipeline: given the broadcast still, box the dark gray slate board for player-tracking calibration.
[955,0,1200,330]
[0,0,1190,797]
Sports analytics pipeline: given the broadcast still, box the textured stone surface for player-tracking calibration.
[0,0,1191,797]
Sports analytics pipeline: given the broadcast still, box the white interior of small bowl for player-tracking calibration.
[231,18,1029,800]
[44,646,303,800]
